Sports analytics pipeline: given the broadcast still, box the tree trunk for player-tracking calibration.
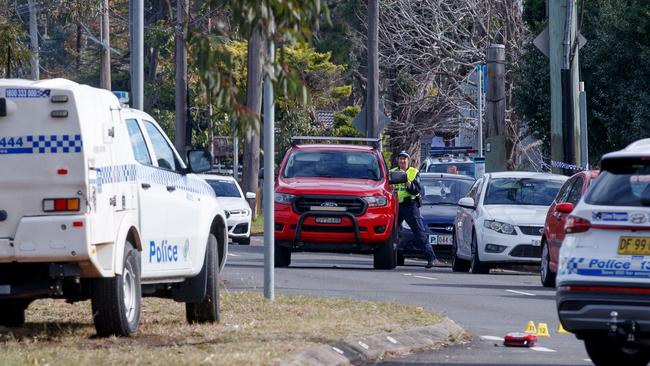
[76,23,82,70]
[99,0,111,90]
[243,28,264,219]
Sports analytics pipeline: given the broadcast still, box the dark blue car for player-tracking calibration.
[398,173,475,265]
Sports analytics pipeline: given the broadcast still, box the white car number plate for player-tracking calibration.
[315,217,342,224]
[429,235,452,245]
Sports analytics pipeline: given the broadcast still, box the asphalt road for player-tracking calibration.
[223,237,591,365]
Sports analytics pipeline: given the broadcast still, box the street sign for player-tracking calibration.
[352,98,391,137]
[534,26,587,58]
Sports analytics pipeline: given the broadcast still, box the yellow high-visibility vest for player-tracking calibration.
[391,166,419,203]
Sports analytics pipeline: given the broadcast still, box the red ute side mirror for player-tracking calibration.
[556,202,574,214]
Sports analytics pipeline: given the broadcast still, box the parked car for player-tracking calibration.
[273,136,406,269]
[398,173,475,264]
[200,174,256,245]
[452,171,567,273]
[0,79,227,336]
[556,139,650,366]
[540,170,599,287]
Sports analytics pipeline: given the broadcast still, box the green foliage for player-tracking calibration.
[0,6,30,76]
[331,85,352,99]
[515,0,650,163]
[331,104,362,137]
[276,99,324,162]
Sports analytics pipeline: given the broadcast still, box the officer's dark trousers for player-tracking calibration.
[397,200,435,262]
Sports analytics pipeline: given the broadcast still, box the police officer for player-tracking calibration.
[392,150,436,268]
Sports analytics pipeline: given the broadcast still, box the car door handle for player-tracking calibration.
[166,185,176,192]
[141,183,151,189]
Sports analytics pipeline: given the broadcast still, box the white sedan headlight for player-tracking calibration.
[229,209,250,216]
[483,220,516,235]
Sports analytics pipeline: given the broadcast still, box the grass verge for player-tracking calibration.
[1,291,442,366]
[251,215,264,235]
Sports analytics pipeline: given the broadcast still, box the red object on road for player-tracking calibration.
[503,332,538,347]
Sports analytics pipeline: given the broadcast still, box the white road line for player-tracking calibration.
[480,335,504,342]
[332,346,344,355]
[402,273,413,276]
[413,275,437,281]
[358,341,369,350]
[386,336,398,344]
[530,346,557,352]
[505,289,536,297]
[227,253,240,257]
[583,359,592,363]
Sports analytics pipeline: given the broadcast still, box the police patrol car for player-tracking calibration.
[557,139,650,366]
[0,79,228,337]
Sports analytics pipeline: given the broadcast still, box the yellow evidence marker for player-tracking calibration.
[524,320,537,334]
[537,322,550,337]
[557,323,570,334]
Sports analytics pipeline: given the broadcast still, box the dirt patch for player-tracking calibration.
[0,291,442,366]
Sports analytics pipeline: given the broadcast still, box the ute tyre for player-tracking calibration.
[584,336,650,366]
[396,252,405,266]
[186,233,221,324]
[470,234,490,274]
[91,240,141,337]
[275,244,292,267]
[374,228,397,270]
[540,241,556,288]
[451,234,470,272]
[0,300,29,327]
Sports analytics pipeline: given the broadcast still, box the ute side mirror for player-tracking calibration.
[187,150,212,174]
[389,171,407,184]
[458,197,476,209]
[245,192,257,199]
[556,202,574,214]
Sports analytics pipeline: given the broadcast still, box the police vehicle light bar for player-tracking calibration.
[291,136,381,149]
[43,198,80,212]
[112,91,129,107]
[429,146,477,155]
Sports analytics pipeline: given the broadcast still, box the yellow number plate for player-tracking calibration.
[618,236,650,255]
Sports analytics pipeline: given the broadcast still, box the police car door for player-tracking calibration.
[141,120,197,275]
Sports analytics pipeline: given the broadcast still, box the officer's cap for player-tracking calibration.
[397,150,410,158]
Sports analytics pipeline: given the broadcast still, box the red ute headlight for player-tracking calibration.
[564,215,591,234]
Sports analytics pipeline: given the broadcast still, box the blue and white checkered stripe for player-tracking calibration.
[562,257,585,275]
[28,134,83,153]
[96,164,214,197]
[0,134,82,155]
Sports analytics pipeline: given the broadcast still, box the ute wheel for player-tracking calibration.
[374,228,397,270]
[396,252,405,266]
[236,236,251,245]
[92,240,141,337]
[0,300,30,327]
[275,244,292,267]
[186,233,221,324]
[540,240,556,288]
[451,233,470,272]
[584,336,650,366]
[470,233,490,274]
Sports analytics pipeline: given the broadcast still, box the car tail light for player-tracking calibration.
[564,215,591,234]
[559,285,650,295]
[43,198,80,212]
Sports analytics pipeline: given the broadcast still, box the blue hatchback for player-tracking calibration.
[398,173,475,264]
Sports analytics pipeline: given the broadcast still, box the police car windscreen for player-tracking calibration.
[427,162,474,176]
[207,180,241,197]
[586,159,650,207]
[484,178,563,206]
[283,150,381,180]
[422,178,474,205]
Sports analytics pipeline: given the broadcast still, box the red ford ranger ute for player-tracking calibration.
[273,137,406,269]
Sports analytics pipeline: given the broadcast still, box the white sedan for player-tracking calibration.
[452,171,567,273]
[199,174,256,245]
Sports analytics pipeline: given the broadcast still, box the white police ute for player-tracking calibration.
[0,79,228,336]
[557,139,650,366]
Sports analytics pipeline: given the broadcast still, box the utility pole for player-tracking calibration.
[99,0,111,90]
[366,0,379,138]
[549,0,581,172]
[131,0,144,110]
[476,65,484,157]
[28,0,39,80]
[174,0,189,154]
[263,40,275,301]
[579,81,588,169]
[484,44,507,172]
